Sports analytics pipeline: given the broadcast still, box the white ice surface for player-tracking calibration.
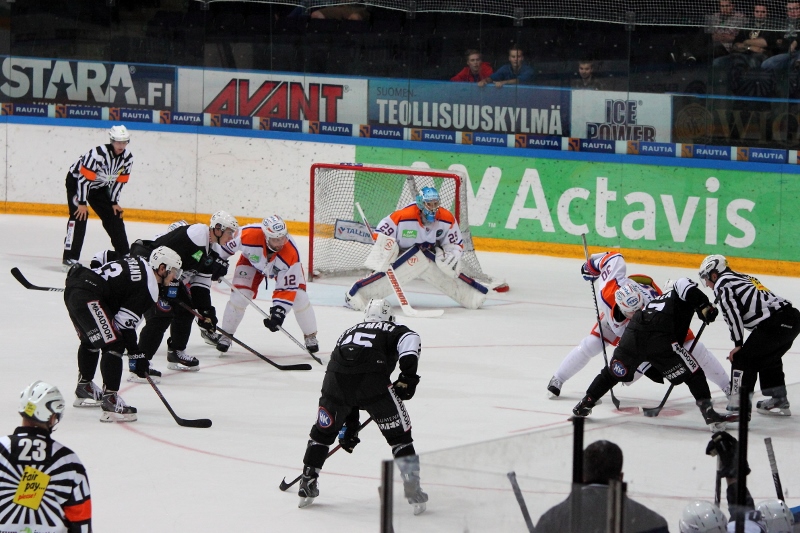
[1,214,799,532]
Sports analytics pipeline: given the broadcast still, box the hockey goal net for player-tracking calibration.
[309,163,507,291]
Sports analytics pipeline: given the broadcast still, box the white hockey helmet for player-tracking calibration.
[19,380,66,431]
[166,220,189,232]
[149,246,183,279]
[364,298,394,323]
[210,211,240,237]
[108,125,130,143]
[699,254,728,282]
[262,215,289,252]
[615,282,649,319]
[756,499,794,532]
[678,501,727,533]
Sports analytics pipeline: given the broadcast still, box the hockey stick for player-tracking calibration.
[764,437,785,501]
[218,277,323,365]
[147,376,212,428]
[10,268,64,292]
[642,320,708,417]
[714,456,722,506]
[279,417,374,491]
[507,471,535,533]
[177,302,312,371]
[355,202,444,318]
[580,235,621,410]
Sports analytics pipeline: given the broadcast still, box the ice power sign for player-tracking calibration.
[355,147,799,262]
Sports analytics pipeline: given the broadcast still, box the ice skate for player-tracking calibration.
[73,379,103,408]
[126,361,162,384]
[547,376,562,399]
[572,395,596,417]
[200,329,222,348]
[304,333,319,354]
[99,390,137,423]
[297,466,319,508]
[726,392,740,413]
[167,343,200,371]
[216,335,231,354]
[398,460,428,515]
[756,396,791,416]
[698,399,738,431]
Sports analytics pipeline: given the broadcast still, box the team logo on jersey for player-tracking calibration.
[13,466,50,510]
[88,301,117,343]
[611,359,628,377]
[401,230,418,239]
[192,250,203,262]
[436,229,443,237]
[317,407,333,428]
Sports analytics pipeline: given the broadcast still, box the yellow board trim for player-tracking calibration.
[4,201,796,278]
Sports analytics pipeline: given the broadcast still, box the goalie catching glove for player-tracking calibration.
[263,305,286,332]
[196,307,218,332]
[393,373,420,400]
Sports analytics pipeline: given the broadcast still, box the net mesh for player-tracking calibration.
[201,0,797,30]
[309,163,504,288]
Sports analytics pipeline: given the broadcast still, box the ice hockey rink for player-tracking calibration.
[2,214,799,532]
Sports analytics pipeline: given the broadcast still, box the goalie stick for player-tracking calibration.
[10,268,64,292]
[279,417,374,491]
[218,277,323,365]
[355,202,444,318]
[764,437,785,501]
[177,302,312,372]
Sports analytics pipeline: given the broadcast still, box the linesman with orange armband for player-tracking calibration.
[205,215,320,354]
[345,186,489,311]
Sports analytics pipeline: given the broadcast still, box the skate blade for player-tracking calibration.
[73,398,102,408]
[127,373,160,384]
[298,496,316,508]
[99,412,138,423]
[167,363,200,372]
[412,502,426,515]
[757,407,791,416]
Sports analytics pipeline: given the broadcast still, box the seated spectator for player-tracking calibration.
[761,0,800,71]
[451,49,493,83]
[710,0,747,60]
[310,5,370,21]
[571,60,605,90]
[478,46,534,87]
[534,440,669,533]
[729,3,779,68]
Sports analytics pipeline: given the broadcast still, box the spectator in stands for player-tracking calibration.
[729,3,778,68]
[478,46,534,87]
[761,0,800,71]
[310,5,370,21]
[571,60,605,90]
[710,0,747,60]
[534,440,669,533]
[451,50,493,83]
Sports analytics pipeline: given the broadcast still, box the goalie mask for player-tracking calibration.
[19,380,65,431]
[699,254,728,283]
[364,298,394,323]
[678,501,727,533]
[262,215,289,252]
[415,186,441,225]
[756,499,794,533]
[614,283,650,319]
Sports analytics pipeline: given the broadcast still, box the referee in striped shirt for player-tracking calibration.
[699,254,800,416]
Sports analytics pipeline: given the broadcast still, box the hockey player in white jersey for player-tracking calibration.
[203,215,319,354]
[345,186,488,311]
[547,251,731,400]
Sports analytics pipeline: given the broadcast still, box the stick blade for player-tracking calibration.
[641,407,661,417]
[178,418,212,428]
[279,478,292,491]
[403,308,444,318]
[279,363,313,371]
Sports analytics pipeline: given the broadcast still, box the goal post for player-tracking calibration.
[309,162,507,291]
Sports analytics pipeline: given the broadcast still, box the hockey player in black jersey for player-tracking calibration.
[62,125,133,271]
[135,211,238,372]
[295,298,428,514]
[572,278,737,431]
[0,381,92,531]
[64,246,182,422]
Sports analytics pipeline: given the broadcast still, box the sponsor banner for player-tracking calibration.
[334,219,373,244]
[0,57,175,108]
[515,134,561,150]
[65,105,102,120]
[359,124,403,140]
[160,111,203,125]
[680,144,732,160]
[260,117,303,132]
[177,68,367,124]
[672,95,800,149]
[368,79,570,135]
[310,121,353,136]
[571,91,672,142]
[627,141,676,157]
[10,103,48,117]
[463,132,509,147]
[108,108,153,123]
[568,138,614,153]
[409,128,456,143]
[355,146,800,261]
[219,114,253,129]
[736,147,788,164]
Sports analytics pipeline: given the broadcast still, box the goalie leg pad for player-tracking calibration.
[420,267,488,309]
[346,249,430,311]
[364,232,398,272]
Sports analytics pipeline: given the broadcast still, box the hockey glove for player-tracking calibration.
[209,255,229,282]
[697,304,718,324]
[129,355,150,379]
[338,424,361,453]
[197,307,218,332]
[580,261,600,281]
[263,306,286,332]
[705,431,750,478]
[392,373,420,401]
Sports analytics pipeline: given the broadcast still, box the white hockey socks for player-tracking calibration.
[554,335,603,383]
[690,340,731,393]
[221,288,251,334]
[293,290,318,336]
